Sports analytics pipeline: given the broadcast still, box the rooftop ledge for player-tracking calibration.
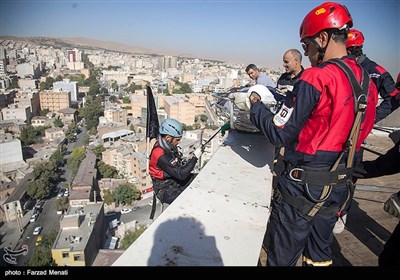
[113,131,274,266]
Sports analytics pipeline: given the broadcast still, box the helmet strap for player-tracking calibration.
[158,135,179,154]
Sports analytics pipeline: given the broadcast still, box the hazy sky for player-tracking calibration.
[1,0,399,77]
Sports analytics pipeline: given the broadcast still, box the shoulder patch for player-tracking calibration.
[273,104,294,128]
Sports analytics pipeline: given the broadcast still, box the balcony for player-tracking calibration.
[113,131,274,266]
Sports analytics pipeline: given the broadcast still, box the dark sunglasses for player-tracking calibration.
[301,41,311,52]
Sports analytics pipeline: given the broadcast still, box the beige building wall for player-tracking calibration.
[130,94,147,118]
[39,90,71,112]
[14,91,40,117]
[104,108,127,125]
[185,93,206,115]
[101,147,150,192]
[44,127,64,141]
[164,96,196,125]
[1,105,31,123]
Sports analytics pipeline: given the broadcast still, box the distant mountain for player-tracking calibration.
[0,36,228,63]
[0,35,158,55]
[0,35,201,59]
[58,37,157,55]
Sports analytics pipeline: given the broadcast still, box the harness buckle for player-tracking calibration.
[288,167,304,182]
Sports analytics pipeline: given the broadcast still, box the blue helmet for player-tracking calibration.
[159,118,183,137]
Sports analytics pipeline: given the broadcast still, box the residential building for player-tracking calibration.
[44,127,64,141]
[104,107,127,126]
[1,104,31,123]
[51,202,105,266]
[164,96,196,125]
[31,116,52,127]
[53,79,79,102]
[57,107,77,125]
[39,89,71,112]
[70,151,99,207]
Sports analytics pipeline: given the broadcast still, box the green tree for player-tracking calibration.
[67,147,86,176]
[120,226,147,250]
[26,179,48,200]
[109,95,117,102]
[69,74,86,86]
[38,108,50,116]
[113,183,141,206]
[53,117,63,128]
[39,76,55,91]
[93,145,106,158]
[198,114,208,122]
[122,96,130,104]
[111,81,118,91]
[79,96,103,131]
[83,133,90,146]
[28,245,56,266]
[56,197,69,212]
[19,125,39,146]
[103,189,113,205]
[65,122,78,142]
[97,161,118,179]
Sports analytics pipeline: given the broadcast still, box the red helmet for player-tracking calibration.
[299,2,353,41]
[346,29,365,48]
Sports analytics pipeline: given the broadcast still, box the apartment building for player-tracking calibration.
[1,104,31,123]
[101,145,150,192]
[52,202,105,266]
[39,89,71,112]
[104,107,127,126]
[164,96,196,125]
[14,90,40,117]
[53,79,79,102]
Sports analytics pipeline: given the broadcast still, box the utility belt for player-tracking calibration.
[277,161,354,220]
[273,188,340,220]
[285,162,353,186]
[152,177,179,203]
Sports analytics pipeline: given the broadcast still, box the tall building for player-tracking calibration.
[0,47,6,77]
[159,56,177,69]
[67,48,84,70]
[53,79,79,102]
[39,90,71,112]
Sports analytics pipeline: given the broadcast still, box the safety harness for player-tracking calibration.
[275,58,370,220]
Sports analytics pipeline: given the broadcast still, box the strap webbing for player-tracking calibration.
[306,59,370,217]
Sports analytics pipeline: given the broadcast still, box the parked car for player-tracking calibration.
[104,211,116,217]
[121,208,132,214]
[33,226,42,236]
[29,214,38,223]
[149,200,160,206]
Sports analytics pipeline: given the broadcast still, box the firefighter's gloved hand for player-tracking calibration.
[193,146,203,159]
[384,192,400,219]
[221,122,231,136]
[353,161,368,179]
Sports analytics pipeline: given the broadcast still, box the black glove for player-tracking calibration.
[353,161,368,179]
[383,191,400,219]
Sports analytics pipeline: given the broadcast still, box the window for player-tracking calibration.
[62,252,69,258]
[73,254,81,261]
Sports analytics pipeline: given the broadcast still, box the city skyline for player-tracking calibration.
[1,0,399,77]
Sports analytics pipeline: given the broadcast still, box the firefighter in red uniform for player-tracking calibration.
[334,30,400,233]
[249,2,378,266]
[346,29,399,123]
[149,118,202,205]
